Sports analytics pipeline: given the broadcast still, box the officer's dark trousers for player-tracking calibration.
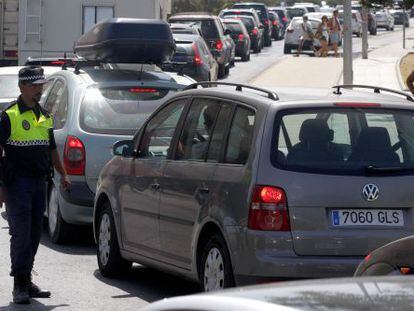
[5,176,46,277]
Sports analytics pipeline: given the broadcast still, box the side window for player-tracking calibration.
[176,99,220,161]
[138,100,186,159]
[225,106,256,164]
[43,79,68,129]
[39,79,55,105]
[207,104,233,163]
[326,113,350,145]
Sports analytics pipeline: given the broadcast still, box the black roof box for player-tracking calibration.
[74,18,176,64]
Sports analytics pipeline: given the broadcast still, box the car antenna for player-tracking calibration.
[138,63,144,81]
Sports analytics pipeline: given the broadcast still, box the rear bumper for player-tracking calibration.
[376,21,389,27]
[59,180,94,225]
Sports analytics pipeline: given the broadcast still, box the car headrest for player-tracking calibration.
[356,127,392,151]
[299,119,333,143]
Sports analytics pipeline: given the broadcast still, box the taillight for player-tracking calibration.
[282,16,288,22]
[273,20,278,26]
[252,28,259,36]
[192,43,203,65]
[238,33,244,41]
[334,102,381,108]
[248,185,290,231]
[64,135,86,176]
[50,60,65,65]
[215,40,223,51]
[265,20,269,25]
[129,88,157,93]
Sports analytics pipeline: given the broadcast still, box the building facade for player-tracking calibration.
[18,0,171,64]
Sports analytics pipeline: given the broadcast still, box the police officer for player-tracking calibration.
[0,66,70,304]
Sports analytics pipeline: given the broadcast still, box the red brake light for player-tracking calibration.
[252,28,259,35]
[364,253,372,262]
[282,16,288,22]
[334,102,381,107]
[192,43,203,65]
[64,135,86,176]
[51,60,66,65]
[215,40,223,51]
[400,267,412,275]
[248,185,290,231]
[238,33,244,41]
[273,20,278,26]
[265,20,269,25]
[129,88,157,93]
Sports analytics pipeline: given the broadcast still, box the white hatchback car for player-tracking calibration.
[284,17,321,54]
[375,9,395,31]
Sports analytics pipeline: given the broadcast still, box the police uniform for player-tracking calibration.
[0,66,54,303]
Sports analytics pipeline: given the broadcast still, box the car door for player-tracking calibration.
[119,99,187,256]
[158,98,233,269]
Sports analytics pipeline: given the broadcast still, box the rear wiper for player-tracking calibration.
[365,165,414,175]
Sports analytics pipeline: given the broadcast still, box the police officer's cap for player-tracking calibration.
[18,66,47,84]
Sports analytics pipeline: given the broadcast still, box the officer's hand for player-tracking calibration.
[61,174,71,191]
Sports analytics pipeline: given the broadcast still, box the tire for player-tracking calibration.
[241,50,249,61]
[224,64,230,76]
[284,45,291,54]
[218,64,225,79]
[391,26,394,31]
[199,234,234,292]
[386,26,390,31]
[48,184,73,244]
[97,202,132,277]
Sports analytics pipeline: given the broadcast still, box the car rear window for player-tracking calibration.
[287,7,306,18]
[233,4,268,20]
[0,75,19,99]
[169,19,219,39]
[224,22,243,33]
[273,107,414,175]
[80,86,170,135]
[274,10,286,20]
[223,15,255,30]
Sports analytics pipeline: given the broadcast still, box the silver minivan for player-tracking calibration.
[94,82,414,291]
[40,64,194,243]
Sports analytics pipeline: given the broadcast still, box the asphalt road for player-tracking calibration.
[0,23,411,310]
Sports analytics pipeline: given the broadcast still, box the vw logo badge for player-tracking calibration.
[362,184,379,202]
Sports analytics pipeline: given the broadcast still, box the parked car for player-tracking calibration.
[268,7,290,38]
[351,4,378,35]
[284,16,321,54]
[94,82,414,291]
[232,2,273,47]
[338,10,363,37]
[375,9,395,31]
[355,235,414,277]
[286,6,309,19]
[0,66,60,111]
[410,5,414,17]
[392,9,410,27]
[169,13,233,78]
[169,23,202,35]
[220,13,264,53]
[162,33,219,82]
[221,19,251,61]
[268,11,283,40]
[142,276,414,311]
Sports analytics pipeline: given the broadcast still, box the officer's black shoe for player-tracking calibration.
[29,281,51,298]
[13,276,30,304]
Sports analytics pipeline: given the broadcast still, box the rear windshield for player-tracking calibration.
[80,86,171,135]
[287,7,306,18]
[233,4,268,20]
[169,19,219,39]
[273,108,414,175]
[0,75,19,99]
[223,15,255,30]
[274,10,286,20]
[224,22,243,33]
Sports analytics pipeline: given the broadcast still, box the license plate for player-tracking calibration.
[332,209,404,227]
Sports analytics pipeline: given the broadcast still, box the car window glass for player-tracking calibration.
[207,104,233,163]
[225,106,256,164]
[39,79,55,105]
[327,113,351,145]
[176,99,220,161]
[43,79,68,129]
[138,100,186,159]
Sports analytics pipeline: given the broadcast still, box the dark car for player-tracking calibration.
[169,13,233,78]
[232,2,272,47]
[222,19,251,61]
[162,33,218,82]
[220,11,264,53]
[393,10,410,27]
[268,11,283,40]
[268,7,290,38]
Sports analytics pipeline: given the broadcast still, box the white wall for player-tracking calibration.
[18,0,171,64]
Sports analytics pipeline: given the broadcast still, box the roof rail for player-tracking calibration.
[332,84,414,102]
[184,82,279,101]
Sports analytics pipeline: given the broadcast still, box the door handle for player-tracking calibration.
[150,183,160,191]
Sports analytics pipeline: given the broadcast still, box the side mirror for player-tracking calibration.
[224,28,232,35]
[113,140,135,157]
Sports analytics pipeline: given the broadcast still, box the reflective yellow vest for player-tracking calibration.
[5,104,53,147]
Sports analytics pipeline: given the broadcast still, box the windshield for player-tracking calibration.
[287,7,306,18]
[0,75,19,99]
[273,108,414,175]
[80,86,171,135]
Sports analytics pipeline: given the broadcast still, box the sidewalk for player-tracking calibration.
[250,32,414,92]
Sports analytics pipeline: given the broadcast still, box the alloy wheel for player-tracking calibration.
[99,213,111,266]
